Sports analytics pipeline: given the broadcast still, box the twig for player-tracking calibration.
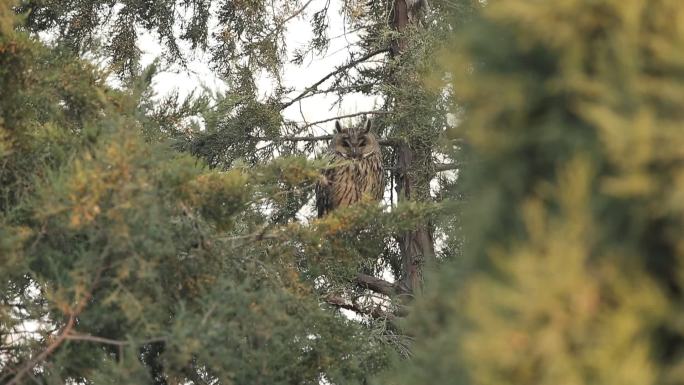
[324,295,395,320]
[7,248,109,385]
[292,82,379,100]
[7,315,76,385]
[251,120,403,147]
[64,333,166,347]
[298,100,310,129]
[259,0,316,41]
[434,162,463,172]
[280,0,315,25]
[254,134,333,142]
[251,134,400,147]
[298,110,391,130]
[280,48,390,110]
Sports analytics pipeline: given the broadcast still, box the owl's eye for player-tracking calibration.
[358,138,367,146]
[342,139,352,147]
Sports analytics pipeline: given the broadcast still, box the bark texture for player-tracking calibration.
[390,0,435,295]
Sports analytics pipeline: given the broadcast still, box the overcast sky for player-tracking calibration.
[138,0,381,138]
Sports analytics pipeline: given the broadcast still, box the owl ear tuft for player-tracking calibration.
[362,118,372,134]
[335,120,343,133]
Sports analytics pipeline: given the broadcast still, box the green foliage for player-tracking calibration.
[1,7,393,384]
[16,0,206,77]
[1,0,471,382]
[387,0,684,384]
[185,90,284,168]
[14,0,326,81]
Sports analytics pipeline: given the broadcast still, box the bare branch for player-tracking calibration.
[324,295,395,320]
[258,134,333,142]
[298,110,391,130]
[355,273,410,296]
[64,333,166,347]
[251,134,400,147]
[295,83,380,100]
[280,48,390,110]
[434,162,463,172]
[280,0,315,25]
[256,0,316,46]
[7,314,74,385]
[250,129,402,147]
[7,249,109,385]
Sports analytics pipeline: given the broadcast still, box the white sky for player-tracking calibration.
[138,0,381,138]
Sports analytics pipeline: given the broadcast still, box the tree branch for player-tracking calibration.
[6,314,77,385]
[64,333,166,347]
[7,249,109,385]
[324,295,395,320]
[280,48,390,110]
[294,82,380,100]
[257,0,316,45]
[355,273,409,296]
[434,162,463,172]
[261,134,333,142]
[297,110,391,129]
[280,0,315,25]
[250,131,402,147]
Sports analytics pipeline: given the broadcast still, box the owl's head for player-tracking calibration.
[332,118,380,159]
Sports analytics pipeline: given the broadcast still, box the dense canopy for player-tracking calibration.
[3,0,684,384]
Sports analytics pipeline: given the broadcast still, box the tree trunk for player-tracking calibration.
[395,143,435,294]
[390,0,435,295]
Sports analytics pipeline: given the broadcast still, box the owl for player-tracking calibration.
[316,118,384,217]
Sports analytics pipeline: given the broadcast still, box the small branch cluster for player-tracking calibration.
[324,295,396,321]
[280,48,390,110]
[6,255,109,385]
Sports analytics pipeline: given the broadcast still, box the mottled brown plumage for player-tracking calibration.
[316,118,384,217]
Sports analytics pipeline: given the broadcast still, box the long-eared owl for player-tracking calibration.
[316,118,384,217]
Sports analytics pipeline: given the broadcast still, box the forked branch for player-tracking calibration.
[7,250,109,385]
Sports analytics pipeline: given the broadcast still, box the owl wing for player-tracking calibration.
[376,155,385,201]
[374,168,385,201]
[315,167,335,218]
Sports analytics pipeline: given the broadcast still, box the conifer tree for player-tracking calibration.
[1,2,392,383]
[3,0,470,382]
[388,0,684,384]
[18,0,460,326]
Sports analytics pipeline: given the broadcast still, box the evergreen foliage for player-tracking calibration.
[388,0,684,384]
[8,0,684,382]
[1,2,394,383]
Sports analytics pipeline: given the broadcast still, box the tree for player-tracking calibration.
[387,0,684,384]
[3,0,474,381]
[1,2,392,383]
